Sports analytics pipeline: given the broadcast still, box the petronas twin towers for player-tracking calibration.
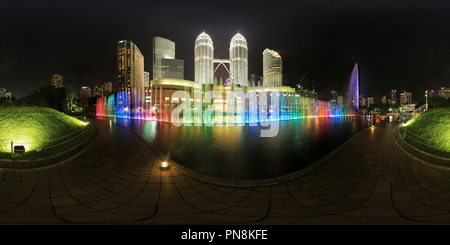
[194,31,248,86]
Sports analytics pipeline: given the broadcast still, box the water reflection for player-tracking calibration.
[110,116,370,180]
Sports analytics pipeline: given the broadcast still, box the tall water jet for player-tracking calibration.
[349,63,359,111]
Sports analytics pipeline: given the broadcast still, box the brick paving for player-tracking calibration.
[0,118,450,224]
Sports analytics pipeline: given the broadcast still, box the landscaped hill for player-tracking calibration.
[403,108,450,158]
[0,106,90,159]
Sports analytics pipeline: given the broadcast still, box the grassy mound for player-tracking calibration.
[402,108,450,158]
[0,106,92,160]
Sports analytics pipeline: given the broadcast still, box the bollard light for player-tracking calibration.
[160,161,170,170]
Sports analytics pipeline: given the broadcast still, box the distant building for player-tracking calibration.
[400,92,412,106]
[103,82,113,96]
[361,97,366,107]
[428,89,438,97]
[337,95,343,106]
[391,90,397,105]
[263,48,282,87]
[144,71,150,87]
[161,58,184,80]
[367,97,374,108]
[331,91,338,103]
[80,87,91,98]
[51,74,64,88]
[381,96,387,104]
[93,85,103,97]
[438,87,450,99]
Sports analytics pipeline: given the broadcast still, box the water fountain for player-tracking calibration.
[96,67,357,123]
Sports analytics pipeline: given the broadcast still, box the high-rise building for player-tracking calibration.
[162,58,184,80]
[400,92,412,106]
[153,37,174,80]
[51,74,63,88]
[103,82,113,96]
[80,87,91,98]
[263,48,282,87]
[368,97,374,108]
[117,39,144,95]
[381,96,387,104]
[194,32,214,84]
[229,32,248,86]
[144,71,150,87]
[391,90,397,105]
[93,85,103,97]
[337,96,344,106]
[153,37,184,80]
[331,91,338,103]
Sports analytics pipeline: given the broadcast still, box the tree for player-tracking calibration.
[416,96,450,109]
[65,85,76,111]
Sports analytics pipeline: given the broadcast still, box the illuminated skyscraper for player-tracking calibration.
[51,74,63,88]
[400,92,412,106]
[229,32,248,86]
[391,90,397,105]
[194,32,214,84]
[117,39,144,98]
[153,37,184,80]
[263,48,282,87]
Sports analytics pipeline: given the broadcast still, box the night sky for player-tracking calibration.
[1,0,450,103]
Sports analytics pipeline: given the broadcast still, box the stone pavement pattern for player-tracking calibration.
[1,119,450,224]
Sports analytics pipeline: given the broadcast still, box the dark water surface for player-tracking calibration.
[107,116,371,180]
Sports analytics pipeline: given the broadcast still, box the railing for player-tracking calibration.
[1,121,93,160]
[404,104,427,121]
[400,126,450,153]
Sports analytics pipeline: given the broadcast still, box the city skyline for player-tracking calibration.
[1,0,450,103]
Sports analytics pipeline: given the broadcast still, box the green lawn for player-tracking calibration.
[0,106,92,160]
[401,108,450,158]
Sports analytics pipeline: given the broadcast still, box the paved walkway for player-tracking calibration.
[1,118,450,225]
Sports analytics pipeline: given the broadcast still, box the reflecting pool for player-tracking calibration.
[106,116,371,180]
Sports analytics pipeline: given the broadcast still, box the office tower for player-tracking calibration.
[229,32,248,86]
[337,96,344,106]
[391,90,397,105]
[361,97,366,107]
[381,96,387,104]
[400,92,412,106]
[144,71,150,87]
[103,82,113,96]
[153,37,174,80]
[331,91,338,103]
[80,87,91,98]
[117,39,144,93]
[162,58,184,79]
[194,32,214,84]
[93,85,103,97]
[153,37,184,80]
[263,48,282,87]
[51,74,63,88]
[368,97,374,108]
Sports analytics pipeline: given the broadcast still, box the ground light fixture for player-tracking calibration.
[160,161,170,170]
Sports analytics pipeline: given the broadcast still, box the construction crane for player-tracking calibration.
[296,72,308,90]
